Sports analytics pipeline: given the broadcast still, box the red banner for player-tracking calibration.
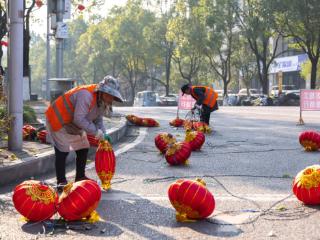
[178,91,196,110]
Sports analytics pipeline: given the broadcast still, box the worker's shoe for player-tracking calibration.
[56,180,68,193]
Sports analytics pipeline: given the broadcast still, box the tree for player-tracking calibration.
[274,0,320,89]
[237,0,282,95]
[198,0,238,97]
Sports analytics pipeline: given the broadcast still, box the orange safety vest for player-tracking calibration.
[46,84,97,132]
[190,86,218,108]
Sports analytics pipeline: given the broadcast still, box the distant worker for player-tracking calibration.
[181,83,219,125]
[45,76,123,191]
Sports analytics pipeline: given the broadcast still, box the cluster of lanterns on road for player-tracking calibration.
[13,118,320,225]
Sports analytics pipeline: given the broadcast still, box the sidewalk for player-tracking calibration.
[0,100,128,186]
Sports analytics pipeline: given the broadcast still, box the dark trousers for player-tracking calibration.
[200,102,219,124]
[54,147,89,183]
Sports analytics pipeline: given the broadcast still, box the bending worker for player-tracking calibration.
[181,83,219,125]
[45,75,123,191]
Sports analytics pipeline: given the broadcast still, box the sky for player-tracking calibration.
[31,0,128,36]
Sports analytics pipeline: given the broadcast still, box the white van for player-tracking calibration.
[134,91,158,106]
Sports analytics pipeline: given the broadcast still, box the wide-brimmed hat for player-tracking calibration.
[96,75,124,102]
[181,83,191,96]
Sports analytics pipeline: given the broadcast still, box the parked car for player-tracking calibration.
[270,85,298,97]
[134,91,158,106]
[159,94,178,106]
[237,88,260,97]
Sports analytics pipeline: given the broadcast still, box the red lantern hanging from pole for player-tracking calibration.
[95,140,116,190]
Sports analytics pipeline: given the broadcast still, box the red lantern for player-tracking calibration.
[183,120,194,131]
[165,142,191,165]
[95,140,116,190]
[12,180,58,222]
[35,0,43,8]
[170,118,184,127]
[58,180,101,221]
[141,118,160,127]
[37,130,48,144]
[193,122,212,134]
[23,124,37,140]
[184,131,205,151]
[299,131,320,151]
[168,178,215,221]
[126,114,143,126]
[87,134,99,147]
[293,165,320,205]
[155,132,177,154]
[77,4,85,11]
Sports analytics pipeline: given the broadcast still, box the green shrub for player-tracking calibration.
[23,105,37,124]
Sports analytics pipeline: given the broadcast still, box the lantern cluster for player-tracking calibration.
[299,131,320,151]
[12,180,102,222]
[22,125,37,141]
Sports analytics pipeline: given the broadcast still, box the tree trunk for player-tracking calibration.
[310,58,318,89]
[165,51,172,96]
[261,64,269,95]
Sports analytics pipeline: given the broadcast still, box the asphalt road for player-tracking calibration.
[1,106,320,240]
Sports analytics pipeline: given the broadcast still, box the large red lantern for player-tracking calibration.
[141,118,159,127]
[168,178,215,221]
[87,134,99,147]
[170,118,184,127]
[23,124,37,140]
[12,180,58,222]
[37,130,48,144]
[184,130,205,151]
[193,122,212,134]
[58,180,101,221]
[165,142,191,165]
[293,165,320,205]
[155,132,177,154]
[299,131,320,151]
[95,140,116,190]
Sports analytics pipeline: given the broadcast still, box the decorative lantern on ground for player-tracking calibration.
[22,124,37,140]
[87,134,99,147]
[155,132,177,154]
[170,118,184,127]
[299,131,320,151]
[95,140,116,190]
[141,118,160,127]
[193,122,212,134]
[183,120,194,131]
[168,178,215,222]
[12,180,58,222]
[165,142,191,165]
[185,131,205,151]
[293,165,320,205]
[126,114,143,126]
[58,180,101,221]
[37,130,48,144]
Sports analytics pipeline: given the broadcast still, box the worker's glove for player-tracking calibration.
[104,133,112,144]
[95,129,104,141]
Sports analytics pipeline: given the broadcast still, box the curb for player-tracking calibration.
[0,117,128,186]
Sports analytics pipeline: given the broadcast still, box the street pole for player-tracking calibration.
[46,3,51,100]
[56,0,64,78]
[8,0,24,150]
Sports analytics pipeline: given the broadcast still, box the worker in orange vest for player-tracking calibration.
[181,83,219,125]
[45,76,123,192]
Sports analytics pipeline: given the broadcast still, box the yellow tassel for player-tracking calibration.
[101,181,111,190]
[176,212,195,222]
[20,216,29,222]
[83,210,100,223]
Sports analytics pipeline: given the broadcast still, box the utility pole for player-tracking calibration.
[8,0,24,150]
[56,0,64,78]
[45,2,51,100]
